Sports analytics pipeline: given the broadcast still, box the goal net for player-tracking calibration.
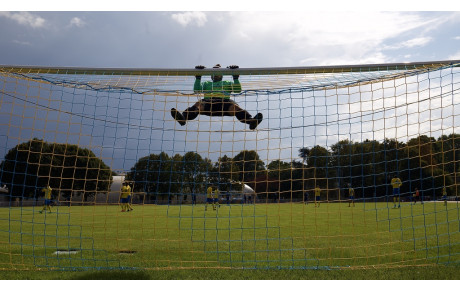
[0,61,459,270]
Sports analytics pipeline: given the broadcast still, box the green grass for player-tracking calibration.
[1,201,459,279]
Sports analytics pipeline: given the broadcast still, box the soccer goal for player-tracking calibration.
[0,61,459,271]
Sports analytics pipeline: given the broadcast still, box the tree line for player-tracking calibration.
[297,134,459,200]
[1,134,459,201]
[0,138,113,201]
[126,133,460,201]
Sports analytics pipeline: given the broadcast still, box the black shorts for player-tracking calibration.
[200,98,236,116]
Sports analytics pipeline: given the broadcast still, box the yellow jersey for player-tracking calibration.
[42,186,52,199]
[314,187,321,197]
[349,188,355,196]
[207,187,214,199]
[120,185,131,199]
[391,178,402,189]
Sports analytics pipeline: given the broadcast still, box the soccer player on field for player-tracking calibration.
[413,188,420,204]
[206,186,215,211]
[348,184,355,207]
[314,187,321,207]
[192,193,197,205]
[390,176,402,208]
[126,182,134,211]
[120,182,131,212]
[214,188,220,209]
[39,184,52,214]
[442,186,448,206]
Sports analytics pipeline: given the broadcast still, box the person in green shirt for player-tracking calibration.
[171,64,263,130]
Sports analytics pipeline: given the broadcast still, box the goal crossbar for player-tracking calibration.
[1,60,459,76]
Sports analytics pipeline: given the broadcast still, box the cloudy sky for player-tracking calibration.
[1,6,460,69]
[1,3,460,172]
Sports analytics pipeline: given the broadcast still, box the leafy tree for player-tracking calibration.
[126,151,214,202]
[232,150,265,182]
[298,147,310,164]
[212,155,241,192]
[267,160,309,200]
[0,138,113,200]
[435,134,460,174]
[267,160,291,196]
[177,152,212,194]
[298,145,331,189]
[125,152,176,201]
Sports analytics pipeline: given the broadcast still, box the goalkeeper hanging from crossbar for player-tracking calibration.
[171,64,263,130]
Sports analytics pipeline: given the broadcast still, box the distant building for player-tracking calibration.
[95,175,125,204]
[0,185,8,194]
[243,184,256,203]
[0,185,9,206]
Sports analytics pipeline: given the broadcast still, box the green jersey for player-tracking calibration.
[194,79,242,99]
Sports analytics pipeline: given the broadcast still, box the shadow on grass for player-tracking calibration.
[68,266,460,280]
[2,265,459,279]
[72,270,151,280]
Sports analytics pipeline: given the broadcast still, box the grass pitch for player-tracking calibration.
[1,201,459,279]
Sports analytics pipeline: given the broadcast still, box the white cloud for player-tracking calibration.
[448,51,460,60]
[238,31,251,40]
[0,11,45,28]
[69,17,85,28]
[229,12,428,45]
[299,57,318,65]
[223,11,444,66]
[384,37,433,50]
[401,37,433,48]
[11,39,31,46]
[171,12,207,27]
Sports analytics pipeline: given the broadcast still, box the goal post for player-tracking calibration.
[0,60,459,270]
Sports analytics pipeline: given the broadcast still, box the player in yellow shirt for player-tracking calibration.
[348,184,355,207]
[391,176,402,208]
[214,188,221,209]
[120,182,131,212]
[314,187,321,207]
[206,186,215,211]
[39,185,52,214]
[126,182,134,211]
